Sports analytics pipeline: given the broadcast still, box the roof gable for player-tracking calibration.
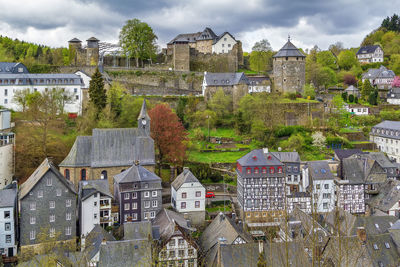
[204,72,249,86]
[356,45,381,55]
[19,158,77,200]
[171,168,202,190]
[273,39,305,58]
[238,149,283,167]
[114,164,161,184]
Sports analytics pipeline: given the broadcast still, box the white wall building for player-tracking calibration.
[0,73,83,114]
[212,32,237,54]
[356,45,384,63]
[171,168,205,224]
[0,110,14,189]
[79,180,113,248]
[370,120,400,162]
[345,104,369,115]
[0,187,17,257]
[362,65,395,89]
[302,161,336,213]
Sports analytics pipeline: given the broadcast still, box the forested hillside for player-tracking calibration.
[0,35,69,72]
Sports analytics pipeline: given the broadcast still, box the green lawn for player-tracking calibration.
[188,150,250,163]
[206,204,232,213]
[339,127,361,133]
[278,98,320,104]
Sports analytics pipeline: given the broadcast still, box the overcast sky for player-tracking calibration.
[0,0,399,52]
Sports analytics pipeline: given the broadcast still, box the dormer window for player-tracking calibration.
[246,168,251,174]
[253,156,257,161]
[270,167,275,174]
[277,167,283,173]
[254,168,259,174]
[262,167,267,174]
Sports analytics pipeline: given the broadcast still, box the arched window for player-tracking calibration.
[81,169,86,181]
[254,168,259,174]
[278,167,283,173]
[64,169,70,180]
[101,170,108,180]
[246,168,251,174]
[262,167,267,174]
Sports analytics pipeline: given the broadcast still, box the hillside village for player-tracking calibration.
[0,12,399,267]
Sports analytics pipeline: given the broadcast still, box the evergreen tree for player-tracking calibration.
[368,89,379,105]
[361,79,373,101]
[89,68,107,114]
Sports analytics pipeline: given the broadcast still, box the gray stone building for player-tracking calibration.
[19,158,77,254]
[272,37,306,94]
[59,100,155,192]
[0,185,17,257]
[113,163,162,224]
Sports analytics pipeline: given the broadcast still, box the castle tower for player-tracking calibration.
[86,37,100,66]
[68,38,82,66]
[137,100,150,137]
[173,41,190,71]
[272,37,305,93]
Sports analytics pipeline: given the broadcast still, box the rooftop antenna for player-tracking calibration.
[288,34,291,41]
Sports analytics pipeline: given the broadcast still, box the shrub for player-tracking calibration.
[348,94,354,103]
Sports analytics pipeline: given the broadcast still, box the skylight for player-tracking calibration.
[385,242,390,249]
[373,243,379,250]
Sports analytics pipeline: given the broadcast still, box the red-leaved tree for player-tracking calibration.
[343,74,357,86]
[149,104,188,175]
[392,76,400,88]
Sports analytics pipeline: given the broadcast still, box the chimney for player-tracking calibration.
[231,213,236,221]
[356,227,367,244]
[183,167,189,174]
[219,212,225,222]
[135,160,140,166]
[101,238,107,245]
[263,148,269,154]
[258,240,263,254]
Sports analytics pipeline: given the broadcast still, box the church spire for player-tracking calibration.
[138,99,150,136]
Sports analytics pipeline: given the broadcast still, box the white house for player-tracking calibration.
[302,161,336,213]
[0,110,14,189]
[370,120,400,162]
[345,104,369,115]
[212,32,237,54]
[79,180,113,248]
[171,168,205,225]
[356,45,384,63]
[0,186,17,257]
[387,87,400,105]
[0,71,83,114]
[286,192,312,214]
[248,76,271,93]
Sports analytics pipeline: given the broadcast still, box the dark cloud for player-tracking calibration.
[0,0,398,49]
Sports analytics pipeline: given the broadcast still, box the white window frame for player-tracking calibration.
[150,211,156,218]
[144,201,150,208]
[30,230,36,240]
[65,226,72,236]
[30,202,36,211]
[66,199,72,207]
[152,191,157,197]
[50,214,55,222]
[152,200,158,208]
[56,189,61,196]
[30,216,36,225]
[46,177,52,186]
[66,213,71,221]
[38,190,43,198]
[132,202,138,209]
[124,203,130,211]
[49,201,55,209]
[144,191,150,198]
[49,228,55,238]
[124,193,130,200]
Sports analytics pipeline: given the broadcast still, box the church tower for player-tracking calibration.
[137,100,150,136]
[272,37,306,94]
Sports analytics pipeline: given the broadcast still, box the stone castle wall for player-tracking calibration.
[273,56,305,93]
[204,84,248,110]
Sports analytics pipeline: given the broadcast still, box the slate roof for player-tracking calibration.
[273,39,305,58]
[356,45,381,55]
[365,152,397,168]
[350,216,398,236]
[98,239,152,267]
[370,180,400,212]
[219,241,309,267]
[114,164,161,184]
[0,187,17,208]
[204,72,249,86]
[321,208,357,236]
[362,65,395,80]
[247,76,270,85]
[307,161,334,181]
[19,158,77,200]
[342,158,368,184]
[198,27,218,41]
[152,208,196,240]
[79,179,113,201]
[334,149,364,161]
[60,101,155,168]
[69,38,82,43]
[60,136,92,167]
[200,213,252,265]
[390,219,400,230]
[0,62,28,74]
[124,221,153,241]
[371,120,400,140]
[343,155,387,184]
[86,37,99,42]
[237,149,283,167]
[84,224,116,261]
[270,151,300,163]
[171,167,202,190]
[168,32,201,44]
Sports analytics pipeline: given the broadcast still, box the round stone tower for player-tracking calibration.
[86,37,100,66]
[272,37,305,94]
